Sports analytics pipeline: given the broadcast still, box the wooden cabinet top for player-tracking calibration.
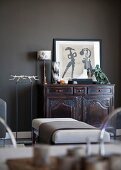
[43,84,115,96]
[43,84,115,87]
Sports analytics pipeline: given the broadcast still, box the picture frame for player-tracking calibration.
[53,39,101,83]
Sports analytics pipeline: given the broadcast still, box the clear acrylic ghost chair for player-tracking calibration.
[0,117,17,148]
[85,108,121,156]
[99,107,121,155]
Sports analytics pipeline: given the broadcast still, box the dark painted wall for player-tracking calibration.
[0,0,121,131]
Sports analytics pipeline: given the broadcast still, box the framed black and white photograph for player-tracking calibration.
[53,39,101,83]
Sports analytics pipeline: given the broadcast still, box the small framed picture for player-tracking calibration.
[53,39,101,82]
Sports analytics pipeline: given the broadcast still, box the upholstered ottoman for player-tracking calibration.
[32,118,110,144]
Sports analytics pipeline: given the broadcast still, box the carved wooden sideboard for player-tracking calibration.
[39,84,115,128]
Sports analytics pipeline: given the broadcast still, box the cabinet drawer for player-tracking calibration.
[74,87,87,95]
[46,87,73,95]
[88,86,113,95]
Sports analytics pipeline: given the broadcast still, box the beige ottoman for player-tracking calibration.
[32,118,110,144]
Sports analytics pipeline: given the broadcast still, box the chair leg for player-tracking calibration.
[114,129,117,140]
[0,138,6,147]
[32,128,37,145]
[3,138,5,147]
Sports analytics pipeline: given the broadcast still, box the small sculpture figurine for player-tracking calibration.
[93,65,110,84]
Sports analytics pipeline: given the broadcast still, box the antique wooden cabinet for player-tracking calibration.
[40,84,115,128]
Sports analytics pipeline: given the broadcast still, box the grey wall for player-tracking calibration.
[0,0,121,131]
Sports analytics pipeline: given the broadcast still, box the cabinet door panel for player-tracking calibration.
[83,96,113,127]
[41,84,114,127]
[46,97,78,119]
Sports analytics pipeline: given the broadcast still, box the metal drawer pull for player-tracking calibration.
[56,89,63,93]
[98,89,102,92]
[77,89,83,92]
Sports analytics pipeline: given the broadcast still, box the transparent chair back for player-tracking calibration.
[99,107,121,155]
[0,117,17,148]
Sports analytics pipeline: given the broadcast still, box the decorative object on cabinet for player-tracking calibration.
[79,68,88,79]
[71,78,93,84]
[53,39,101,83]
[39,84,114,128]
[37,50,51,84]
[93,65,110,84]
[51,61,60,84]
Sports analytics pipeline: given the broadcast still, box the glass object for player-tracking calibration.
[99,107,121,155]
[0,117,17,147]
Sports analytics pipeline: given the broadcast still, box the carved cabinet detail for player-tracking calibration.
[41,84,114,127]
